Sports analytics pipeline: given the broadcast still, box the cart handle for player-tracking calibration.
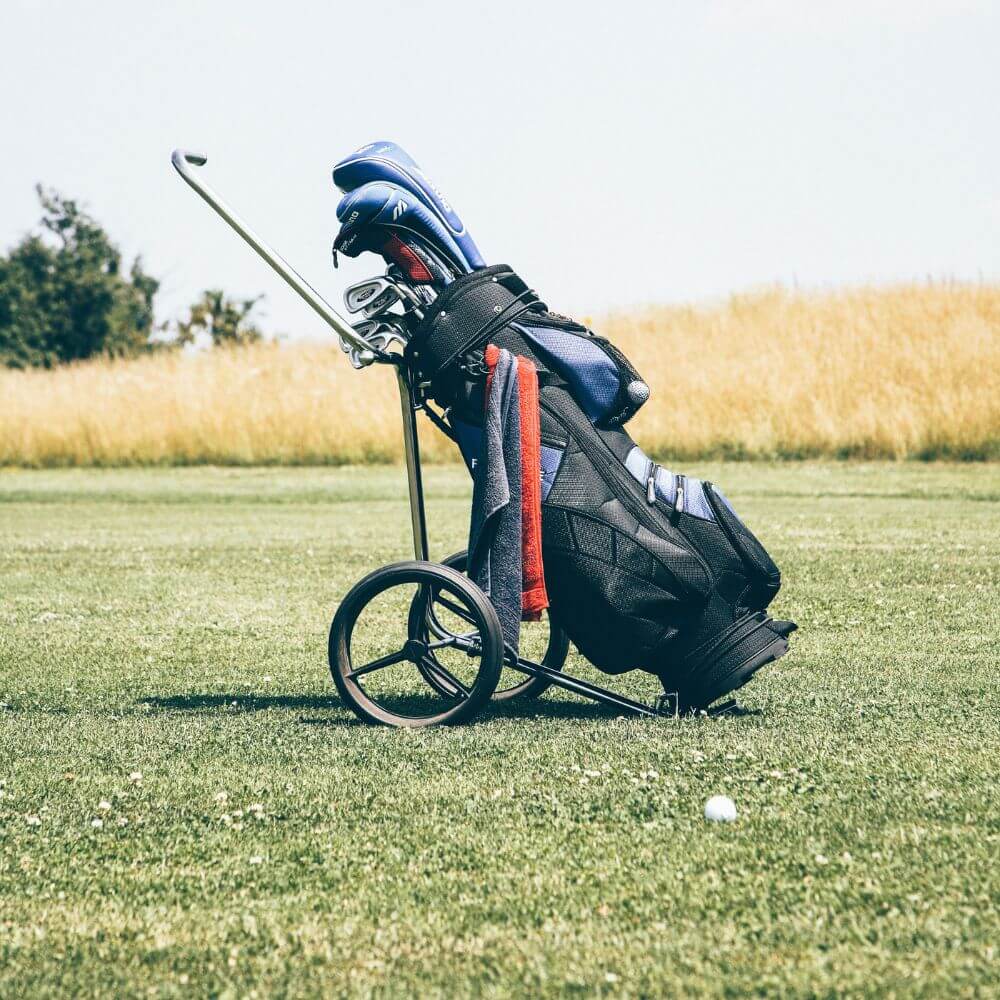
[170,149,377,360]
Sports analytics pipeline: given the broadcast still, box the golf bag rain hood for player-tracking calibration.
[408,266,796,711]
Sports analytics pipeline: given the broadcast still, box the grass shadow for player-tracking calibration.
[485,699,764,722]
[485,697,625,721]
[144,690,631,725]
[142,692,764,726]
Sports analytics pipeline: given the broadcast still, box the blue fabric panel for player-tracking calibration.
[623,447,720,521]
[624,444,649,481]
[449,417,482,475]
[517,325,620,423]
[683,477,715,520]
[452,417,563,502]
[653,465,678,506]
[540,445,564,501]
[625,445,678,506]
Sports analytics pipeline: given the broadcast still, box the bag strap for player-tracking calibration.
[407,266,544,381]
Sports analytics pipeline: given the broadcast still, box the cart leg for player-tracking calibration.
[506,658,662,717]
[397,367,429,561]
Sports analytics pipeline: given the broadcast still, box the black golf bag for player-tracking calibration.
[408,265,796,711]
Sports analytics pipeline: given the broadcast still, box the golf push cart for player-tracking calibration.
[171,147,795,728]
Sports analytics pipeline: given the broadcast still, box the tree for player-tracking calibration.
[174,289,264,348]
[0,187,159,368]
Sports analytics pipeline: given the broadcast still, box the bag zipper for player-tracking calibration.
[646,465,685,515]
[539,393,711,584]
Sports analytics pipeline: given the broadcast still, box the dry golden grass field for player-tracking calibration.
[1,283,997,467]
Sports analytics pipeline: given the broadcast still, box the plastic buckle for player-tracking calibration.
[461,350,489,378]
[654,693,680,717]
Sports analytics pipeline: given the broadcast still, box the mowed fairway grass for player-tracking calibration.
[1,463,998,998]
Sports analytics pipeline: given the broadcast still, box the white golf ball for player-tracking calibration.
[704,795,738,822]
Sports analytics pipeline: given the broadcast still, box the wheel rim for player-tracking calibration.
[330,564,502,727]
[409,552,567,701]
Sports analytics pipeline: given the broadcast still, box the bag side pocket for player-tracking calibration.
[703,483,781,608]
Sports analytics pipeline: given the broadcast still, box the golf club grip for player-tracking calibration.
[173,150,207,168]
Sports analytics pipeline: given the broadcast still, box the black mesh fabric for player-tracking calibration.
[541,506,573,551]
[571,516,616,561]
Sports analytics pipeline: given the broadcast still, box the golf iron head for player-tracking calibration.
[339,318,408,368]
[343,276,391,314]
[344,274,424,320]
[362,283,405,320]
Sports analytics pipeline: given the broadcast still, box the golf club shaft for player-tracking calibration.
[171,150,373,357]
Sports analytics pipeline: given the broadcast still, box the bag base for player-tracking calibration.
[660,612,798,713]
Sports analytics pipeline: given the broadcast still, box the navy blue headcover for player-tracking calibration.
[333,181,473,279]
[333,140,485,271]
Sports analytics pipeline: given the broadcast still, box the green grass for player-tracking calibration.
[1,463,998,998]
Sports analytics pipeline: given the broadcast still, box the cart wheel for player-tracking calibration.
[329,561,503,727]
[408,550,569,703]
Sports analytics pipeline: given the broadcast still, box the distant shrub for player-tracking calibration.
[173,289,265,349]
[0,188,158,368]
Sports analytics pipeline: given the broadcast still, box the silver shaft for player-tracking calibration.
[170,149,374,356]
[396,368,429,561]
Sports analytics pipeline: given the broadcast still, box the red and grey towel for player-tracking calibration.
[467,345,548,651]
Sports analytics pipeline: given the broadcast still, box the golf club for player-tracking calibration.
[333,181,468,286]
[344,273,425,315]
[333,140,486,270]
[361,284,405,320]
[341,318,408,368]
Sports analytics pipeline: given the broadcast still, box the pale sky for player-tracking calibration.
[2,0,997,339]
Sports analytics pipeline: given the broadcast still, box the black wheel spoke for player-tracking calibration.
[331,560,504,727]
[434,595,477,626]
[427,635,476,652]
[420,656,471,697]
[346,649,407,680]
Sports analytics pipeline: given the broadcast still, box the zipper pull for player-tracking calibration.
[646,460,657,503]
[674,474,685,514]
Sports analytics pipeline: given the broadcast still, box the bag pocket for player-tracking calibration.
[515,320,648,428]
[541,505,694,673]
[703,483,781,606]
